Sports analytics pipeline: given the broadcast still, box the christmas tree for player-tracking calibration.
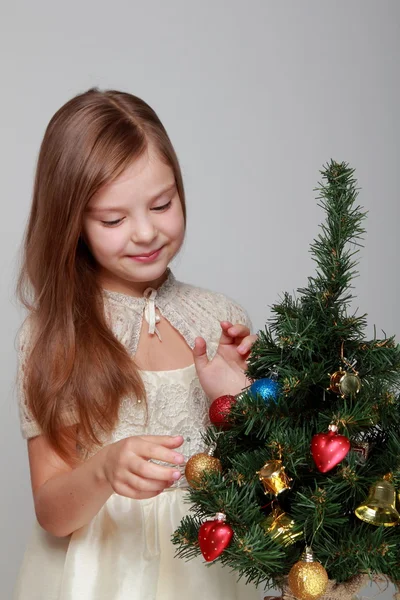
[172,161,400,599]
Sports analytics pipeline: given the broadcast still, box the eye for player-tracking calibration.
[151,200,172,212]
[101,218,124,227]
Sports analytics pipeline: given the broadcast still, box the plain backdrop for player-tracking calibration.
[1,1,399,599]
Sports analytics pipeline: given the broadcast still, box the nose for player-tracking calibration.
[130,215,157,245]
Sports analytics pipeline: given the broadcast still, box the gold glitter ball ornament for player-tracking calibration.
[185,451,222,488]
[288,547,328,600]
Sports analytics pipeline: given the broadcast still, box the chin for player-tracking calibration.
[123,261,170,282]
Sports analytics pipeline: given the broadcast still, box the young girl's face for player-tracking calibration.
[82,144,185,294]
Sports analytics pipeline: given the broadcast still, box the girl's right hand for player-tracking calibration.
[100,435,185,500]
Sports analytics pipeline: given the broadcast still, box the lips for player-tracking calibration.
[132,247,163,258]
[126,246,164,263]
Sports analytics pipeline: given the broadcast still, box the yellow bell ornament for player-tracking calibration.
[355,479,400,526]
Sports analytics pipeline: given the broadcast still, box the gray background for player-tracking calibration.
[1,1,399,598]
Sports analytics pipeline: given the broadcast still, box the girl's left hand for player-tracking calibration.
[193,321,257,401]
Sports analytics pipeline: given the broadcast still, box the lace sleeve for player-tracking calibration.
[16,317,79,440]
[227,299,253,333]
[16,318,43,439]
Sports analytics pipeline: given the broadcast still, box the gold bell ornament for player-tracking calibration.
[355,479,400,526]
[261,506,303,546]
[257,460,292,496]
[288,546,329,600]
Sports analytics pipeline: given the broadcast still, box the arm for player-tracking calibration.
[29,428,113,538]
[18,319,113,537]
[29,427,184,538]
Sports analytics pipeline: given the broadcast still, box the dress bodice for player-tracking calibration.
[97,363,211,477]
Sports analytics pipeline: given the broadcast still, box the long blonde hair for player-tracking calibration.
[17,88,187,466]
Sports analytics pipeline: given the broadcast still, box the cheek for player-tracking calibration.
[83,224,127,261]
[165,204,186,242]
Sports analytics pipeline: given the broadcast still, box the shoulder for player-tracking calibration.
[174,279,253,330]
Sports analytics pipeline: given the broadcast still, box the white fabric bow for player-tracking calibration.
[143,287,162,341]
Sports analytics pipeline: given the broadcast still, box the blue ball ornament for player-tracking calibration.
[250,378,281,404]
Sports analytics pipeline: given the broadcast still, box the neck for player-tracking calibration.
[99,269,170,297]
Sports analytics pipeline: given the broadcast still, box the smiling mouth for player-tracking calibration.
[126,246,165,261]
[131,247,163,258]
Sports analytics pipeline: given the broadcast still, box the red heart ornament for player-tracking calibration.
[198,514,233,562]
[311,426,350,473]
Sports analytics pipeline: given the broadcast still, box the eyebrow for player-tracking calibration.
[87,181,177,213]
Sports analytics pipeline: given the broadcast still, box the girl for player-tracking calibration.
[13,87,260,600]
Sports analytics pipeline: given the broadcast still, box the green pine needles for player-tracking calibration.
[172,160,400,590]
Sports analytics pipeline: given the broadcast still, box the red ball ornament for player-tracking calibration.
[198,513,234,562]
[209,395,236,428]
[311,424,350,473]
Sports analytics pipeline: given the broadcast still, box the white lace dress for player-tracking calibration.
[13,271,260,600]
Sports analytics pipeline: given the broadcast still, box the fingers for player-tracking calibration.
[222,322,250,340]
[125,471,176,493]
[114,479,172,499]
[130,455,183,482]
[192,337,209,371]
[140,434,184,449]
[220,322,256,356]
[237,334,257,356]
[105,435,187,500]
[218,321,236,345]
[134,437,185,465]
